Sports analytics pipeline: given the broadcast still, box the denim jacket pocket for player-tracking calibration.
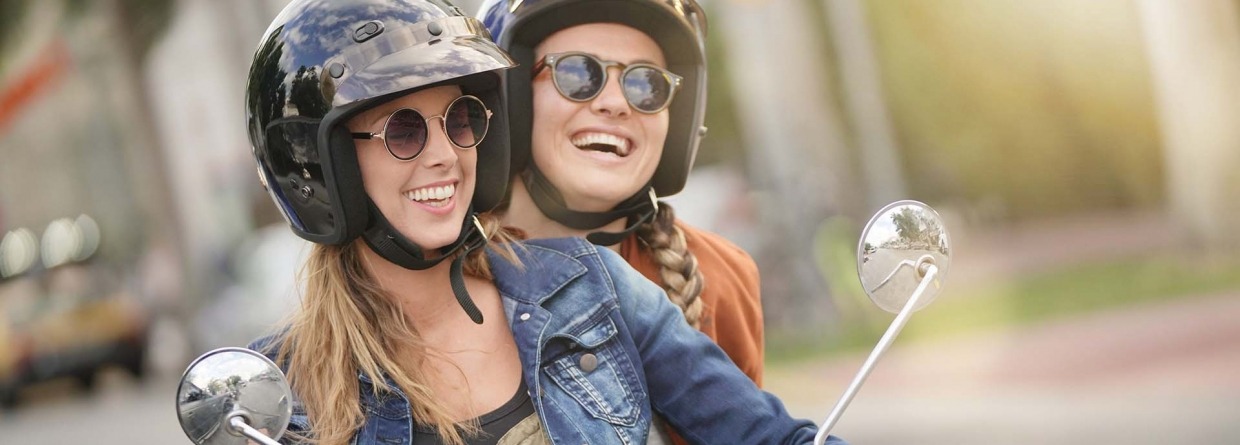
[356,387,413,445]
[359,387,411,421]
[543,316,642,427]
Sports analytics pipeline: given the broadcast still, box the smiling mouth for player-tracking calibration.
[572,132,632,157]
[404,183,455,208]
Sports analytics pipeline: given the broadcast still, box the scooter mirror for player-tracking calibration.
[856,200,952,314]
[817,200,954,443]
[176,347,292,445]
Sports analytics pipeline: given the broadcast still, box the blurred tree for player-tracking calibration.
[823,0,907,212]
[1137,0,1240,248]
[290,66,329,117]
[248,33,287,132]
[0,0,29,69]
[693,5,743,168]
[891,207,922,243]
[866,0,1164,220]
[65,0,173,63]
[716,0,860,331]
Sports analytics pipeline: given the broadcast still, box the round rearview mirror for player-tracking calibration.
[176,348,292,445]
[857,200,951,314]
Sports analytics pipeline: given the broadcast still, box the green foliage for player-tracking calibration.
[2,0,174,66]
[0,0,29,68]
[865,0,1164,219]
[117,0,175,62]
[903,253,1240,339]
[695,4,744,167]
[768,251,1240,364]
[290,66,329,117]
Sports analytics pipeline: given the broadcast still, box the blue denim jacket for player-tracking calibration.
[255,238,846,445]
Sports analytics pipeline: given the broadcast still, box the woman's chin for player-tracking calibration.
[562,185,646,211]
[421,234,461,252]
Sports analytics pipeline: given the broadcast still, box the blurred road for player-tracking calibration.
[767,290,1240,444]
[0,372,185,443]
[1,291,1235,444]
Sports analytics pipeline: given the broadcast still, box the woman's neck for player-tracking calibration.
[358,245,475,330]
[502,177,628,251]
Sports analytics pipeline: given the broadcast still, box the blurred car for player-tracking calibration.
[191,224,307,352]
[0,217,150,408]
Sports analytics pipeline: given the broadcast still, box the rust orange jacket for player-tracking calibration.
[618,219,765,386]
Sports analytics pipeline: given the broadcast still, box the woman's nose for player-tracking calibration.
[417,118,459,168]
[590,69,631,118]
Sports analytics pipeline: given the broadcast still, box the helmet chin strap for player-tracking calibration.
[522,166,658,246]
[361,202,488,324]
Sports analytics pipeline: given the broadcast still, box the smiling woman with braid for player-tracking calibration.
[479,0,766,390]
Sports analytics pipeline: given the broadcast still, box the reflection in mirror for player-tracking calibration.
[177,348,292,445]
[856,200,952,314]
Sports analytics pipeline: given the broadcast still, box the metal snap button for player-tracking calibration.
[328,62,345,78]
[519,313,530,321]
[579,353,598,373]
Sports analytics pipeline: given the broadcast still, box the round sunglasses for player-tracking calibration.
[351,95,492,161]
[532,52,683,114]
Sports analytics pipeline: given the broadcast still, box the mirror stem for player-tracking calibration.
[229,415,282,445]
[814,264,940,445]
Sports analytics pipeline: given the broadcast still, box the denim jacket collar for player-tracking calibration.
[486,239,590,306]
[351,239,591,395]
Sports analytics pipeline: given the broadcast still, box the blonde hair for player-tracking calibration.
[634,201,705,328]
[266,213,519,445]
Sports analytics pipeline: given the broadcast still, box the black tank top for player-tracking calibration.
[412,380,539,445]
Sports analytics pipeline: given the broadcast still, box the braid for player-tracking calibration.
[635,202,705,328]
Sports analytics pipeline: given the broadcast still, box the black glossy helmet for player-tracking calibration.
[478,0,709,198]
[247,0,515,246]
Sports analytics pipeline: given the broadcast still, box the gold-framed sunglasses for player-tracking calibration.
[351,95,492,161]
[532,52,682,114]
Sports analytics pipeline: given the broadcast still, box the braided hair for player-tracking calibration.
[634,202,705,328]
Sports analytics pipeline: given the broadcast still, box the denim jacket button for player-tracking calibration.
[579,353,598,373]
[520,313,531,321]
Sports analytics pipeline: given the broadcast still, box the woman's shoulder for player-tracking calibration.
[488,237,635,303]
[672,219,760,278]
[246,333,287,365]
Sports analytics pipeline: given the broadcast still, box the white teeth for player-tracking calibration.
[571,132,631,156]
[405,183,455,206]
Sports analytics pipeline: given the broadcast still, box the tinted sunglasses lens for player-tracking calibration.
[623,66,673,113]
[384,109,428,159]
[446,97,488,148]
[554,54,605,101]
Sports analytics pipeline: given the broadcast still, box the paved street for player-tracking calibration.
[766,291,1240,444]
[0,372,186,443]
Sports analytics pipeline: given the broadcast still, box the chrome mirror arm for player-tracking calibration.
[814,263,939,444]
[229,414,281,445]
